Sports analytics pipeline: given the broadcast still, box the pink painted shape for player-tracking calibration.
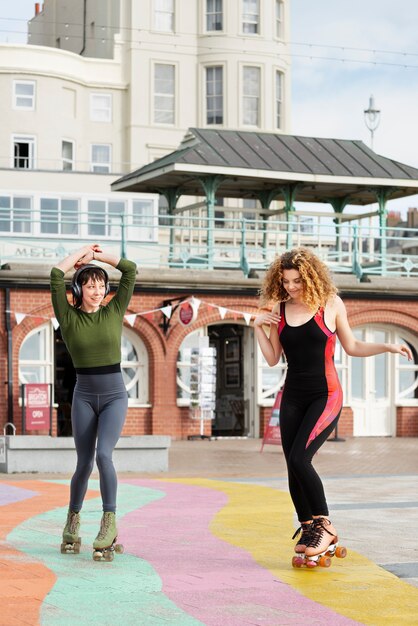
[120,479,361,626]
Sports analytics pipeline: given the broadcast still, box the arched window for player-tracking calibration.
[19,323,54,384]
[121,328,149,405]
[176,328,205,405]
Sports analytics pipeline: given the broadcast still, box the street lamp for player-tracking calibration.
[364,94,381,151]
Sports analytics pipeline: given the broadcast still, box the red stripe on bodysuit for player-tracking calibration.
[306,309,342,448]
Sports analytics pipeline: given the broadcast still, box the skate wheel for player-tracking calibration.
[319,556,332,568]
[61,538,81,554]
[335,546,347,559]
[306,559,317,568]
[292,556,304,568]
[114,543,124,554]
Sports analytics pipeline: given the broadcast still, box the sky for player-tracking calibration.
[1,0,418,214]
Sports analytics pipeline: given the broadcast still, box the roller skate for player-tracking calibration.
[60,509,81,554]
[291,521,313,568]
[92,512,124,562]
[302,517,347,569]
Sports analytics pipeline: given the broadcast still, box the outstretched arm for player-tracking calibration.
[335,296,412,360]
[254,303,283,366]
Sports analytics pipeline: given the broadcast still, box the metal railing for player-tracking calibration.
[0,211,417,278]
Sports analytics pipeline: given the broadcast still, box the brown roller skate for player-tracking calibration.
[303,517,347,569]
[291,521,313,568]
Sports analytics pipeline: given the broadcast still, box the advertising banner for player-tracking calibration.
[24,384,51,432]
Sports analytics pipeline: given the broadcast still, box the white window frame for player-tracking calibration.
[242,65,261,127]
[19,323,54,386]
[12,135,36,169]
[153,0,175,32]
[205,0,223,32]
[87,198,126,238]
[62,139,75,171]
[90,143,112,173]
[0,194,32,234]
[176,328,207,406]
[275,0,284,39]
[205,65,224,125]
[242,0,260,35]
[13,80,36,110]
[153,63,176,125]
[275,70,283,129]
[40,196,80,236]
[90,93,112,122]
[122,328,150,406]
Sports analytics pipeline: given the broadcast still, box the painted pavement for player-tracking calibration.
[0,478,417,625]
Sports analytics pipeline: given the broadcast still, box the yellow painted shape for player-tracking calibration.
[169,478,418,625]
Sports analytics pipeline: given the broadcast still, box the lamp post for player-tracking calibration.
[364,94,381,151]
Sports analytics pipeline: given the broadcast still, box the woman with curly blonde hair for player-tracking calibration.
[255,247,411,568]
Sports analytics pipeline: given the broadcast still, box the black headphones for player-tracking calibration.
[71,264,110,303]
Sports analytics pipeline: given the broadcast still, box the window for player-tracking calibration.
[275,0,284,39]
[40,198,79,235]
[242,0,259,34]
[206,0,223,31]
[13,81,35,110]
[132,200,155,241]
[0,195,31,233]
[19,323,54,385]
[242,66,260,126]
[13,135,36,169]
[275,71,283,129]
[90,144,111,173]
[90,93,112,122]
[177,329,206,404]
[206,66,223,124]
[154,0,174,32]
[121,329,149,404]
[154,64,175,124]
[87,199,126,237]
[62,140,74,171]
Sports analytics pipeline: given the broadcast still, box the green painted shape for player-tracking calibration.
[7,481,204,626]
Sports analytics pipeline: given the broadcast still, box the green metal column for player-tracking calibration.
[280,184,299,249]
[257,189,281,260]
[329,197,350,263]
[198,176,223,270]
[375,188,391,275]
[159,187,181,265]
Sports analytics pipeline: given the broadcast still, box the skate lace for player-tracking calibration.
[308,518,335,549]
[292,523,312,544]
[97,513,112,540]
[69,512,79,534]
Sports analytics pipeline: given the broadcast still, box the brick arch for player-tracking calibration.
[348,309,418,335]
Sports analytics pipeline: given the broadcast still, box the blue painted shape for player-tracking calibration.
[8,481,204,626]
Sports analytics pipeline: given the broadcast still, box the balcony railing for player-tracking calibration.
[0,212,417,278]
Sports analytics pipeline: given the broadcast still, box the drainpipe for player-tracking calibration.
[80,0,87,55]
[5,288,13,425]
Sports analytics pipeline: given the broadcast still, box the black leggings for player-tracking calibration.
[70,372,128,513]
[280,384,341,522]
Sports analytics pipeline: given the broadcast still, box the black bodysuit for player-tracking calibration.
[278,303,343,521]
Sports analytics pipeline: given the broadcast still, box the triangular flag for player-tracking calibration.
[15,312,26,325]
[161,305,172,319]
[218,306,227,320]
[191,297,201,311]
[232,312,238,320]
[51,317,60,330]
[145,312,154,321]
[243,313,252,325]
[125,314,137,327]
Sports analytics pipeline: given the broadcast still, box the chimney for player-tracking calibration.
[35,3,40,15]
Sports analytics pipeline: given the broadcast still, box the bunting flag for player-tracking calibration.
[125,314,137,327]
[8,298,257,329]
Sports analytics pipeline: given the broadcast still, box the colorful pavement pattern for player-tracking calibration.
[1,478,418,625]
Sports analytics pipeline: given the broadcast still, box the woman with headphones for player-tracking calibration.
[50,243,137,561]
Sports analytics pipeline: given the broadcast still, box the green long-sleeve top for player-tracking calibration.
[50,258,137,369]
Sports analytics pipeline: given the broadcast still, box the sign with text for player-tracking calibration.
[24,384,51,431]
[260,391,282,452]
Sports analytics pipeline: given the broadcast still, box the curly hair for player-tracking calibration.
[259,247,338,310]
